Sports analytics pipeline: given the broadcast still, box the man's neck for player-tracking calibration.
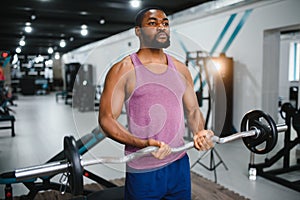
[136,48,167,65]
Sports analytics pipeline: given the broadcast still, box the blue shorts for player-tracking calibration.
[125,154,191,200]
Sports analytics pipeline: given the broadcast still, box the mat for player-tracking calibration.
[190,172,249,200]
[12,171,249,200]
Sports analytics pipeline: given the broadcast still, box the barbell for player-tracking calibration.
[0,110,288,196]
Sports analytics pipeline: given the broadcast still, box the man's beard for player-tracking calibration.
[141,30,170,49]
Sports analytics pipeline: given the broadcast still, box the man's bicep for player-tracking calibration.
[183,83,199,114]
[180,66,198,113]
[111,82,126,118]
[99,70,126,119]
[182,79,205,133]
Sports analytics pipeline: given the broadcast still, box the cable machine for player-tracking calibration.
[185,51,228,183]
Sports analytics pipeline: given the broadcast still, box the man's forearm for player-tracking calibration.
[186,107,205,135]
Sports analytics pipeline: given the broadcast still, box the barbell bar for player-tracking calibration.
[13,124,287,181]
[82,124,287,167]
[0,110,288,195]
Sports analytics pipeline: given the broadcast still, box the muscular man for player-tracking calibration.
[99,8,214,200]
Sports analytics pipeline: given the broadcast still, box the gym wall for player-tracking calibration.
[62,0,300,131]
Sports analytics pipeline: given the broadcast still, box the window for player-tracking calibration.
[289,42,300,81]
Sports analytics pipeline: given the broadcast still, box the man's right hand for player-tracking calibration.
[147,139,171,160]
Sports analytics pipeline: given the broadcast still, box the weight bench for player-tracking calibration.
[0,126,112,199]
[55,90,67,102]
[0,115,15,137]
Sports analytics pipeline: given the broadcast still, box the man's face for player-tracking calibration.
[138,9,170,49]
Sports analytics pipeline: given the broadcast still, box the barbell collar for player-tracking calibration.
[276,124,288,132]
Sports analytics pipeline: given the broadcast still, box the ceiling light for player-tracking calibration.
[31,14,36,20]
[48,47,54,54]
[24,26,32,33]
[81,24,87,29]
[130,0,141,8]
[35,55,44,63]
[69,37,74,41]
[80,11,88,15]
[99,19,105,25]
[81,24,88,36]
[59,39,66,48]
[12,54,19,65]
[81,29,88,36]
[54,52,60,60]
[25,22,31,26]
[45,59,53,66]
[19,40,25,46]
[16,47,21,54]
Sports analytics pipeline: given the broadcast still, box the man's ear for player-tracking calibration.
[135,26,141,37]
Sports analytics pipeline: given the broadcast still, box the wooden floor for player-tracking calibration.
[191,172,249,200]
[0,93,299,199]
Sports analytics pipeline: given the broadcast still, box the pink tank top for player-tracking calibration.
[125,53,186,170]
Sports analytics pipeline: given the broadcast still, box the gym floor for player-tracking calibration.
[0,93,299,199]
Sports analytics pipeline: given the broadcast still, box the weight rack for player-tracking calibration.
[248,103,300,192]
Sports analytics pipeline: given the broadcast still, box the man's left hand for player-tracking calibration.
[193,130,214,151]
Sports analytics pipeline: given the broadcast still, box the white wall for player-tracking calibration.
[279,39,296,105]
[63,0,300,130]
[281,36,300,109]
[172,0,300,127]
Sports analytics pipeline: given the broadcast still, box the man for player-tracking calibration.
[0,62,5,81]
[99,8,214,200]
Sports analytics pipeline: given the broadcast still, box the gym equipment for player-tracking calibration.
[185,51,212,130]
[72,64,95,112]
[289,86,298,109]
[186,51,224,183]
[0,110,287,196]
[63,63,81,105]
[0,81,16,137]
[248,103,300,192]
[64,136,83,195]
[0,126,110,199]
[186,51,234,183]
[241,110,279,154]
[0,115,15,137]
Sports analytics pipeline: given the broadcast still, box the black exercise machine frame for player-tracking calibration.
[185,51,227,183]
[248,102,300,192]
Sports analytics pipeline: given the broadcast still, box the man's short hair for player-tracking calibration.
[135,7,165,27]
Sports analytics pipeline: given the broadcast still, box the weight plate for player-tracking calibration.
[292,110,300,134]
[64,136,83,196]
[280,102,295,120]
[241,110,278,154]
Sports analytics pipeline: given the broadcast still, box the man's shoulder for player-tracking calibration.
[110,55,134,73]
[166,54,193,82]
[167,54,188,72]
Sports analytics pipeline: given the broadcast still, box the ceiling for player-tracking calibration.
[0,0,213,58]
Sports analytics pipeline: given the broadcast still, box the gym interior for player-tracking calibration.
[0,0,299,199]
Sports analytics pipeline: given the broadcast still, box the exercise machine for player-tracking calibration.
[248,103,300,192]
